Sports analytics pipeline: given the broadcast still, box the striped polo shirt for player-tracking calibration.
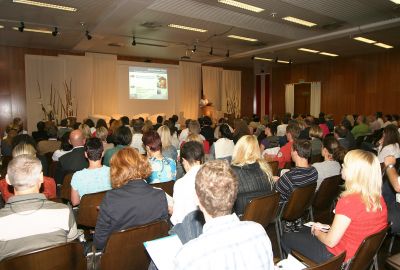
[0,193,78,261]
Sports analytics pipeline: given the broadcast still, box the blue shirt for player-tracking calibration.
[147,156,177,184]
[71,166,112,198]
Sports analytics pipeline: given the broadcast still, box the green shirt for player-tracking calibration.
[103,145,126,166]
[351,123,370,139]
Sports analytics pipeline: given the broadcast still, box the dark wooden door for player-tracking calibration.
[294,83,311,116]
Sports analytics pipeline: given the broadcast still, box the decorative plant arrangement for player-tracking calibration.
[225,88,240,118]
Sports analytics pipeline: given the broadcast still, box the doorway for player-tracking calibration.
[294,83,311,116]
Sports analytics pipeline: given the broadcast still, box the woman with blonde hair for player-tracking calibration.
[157,125,177,161]
[231,135,274,216]
[94,147,168,250]
[282,149,387,263]
[79,123,92,139]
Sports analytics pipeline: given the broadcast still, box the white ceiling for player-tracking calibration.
[0,0,400,67]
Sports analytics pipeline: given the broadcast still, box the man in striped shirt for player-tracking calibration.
[0,155,78,261]
[276,139,318,204]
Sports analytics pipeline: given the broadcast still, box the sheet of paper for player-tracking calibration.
[276,254,307,270]
[144,234,183,270]
[263,146,280,156]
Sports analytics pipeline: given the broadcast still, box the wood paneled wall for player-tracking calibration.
[271,50,400,122]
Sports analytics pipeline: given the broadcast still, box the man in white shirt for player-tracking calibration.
[171,141,204,225]
[174,160,274,270]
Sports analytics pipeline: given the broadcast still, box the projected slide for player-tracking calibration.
[129,67,168,100]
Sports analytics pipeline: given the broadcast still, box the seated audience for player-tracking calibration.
[232,119,250,144]
[377,124,400,163]
[334,125,354,150]
[0,155,77,260]
[383,155,400,234]
[153,115,163,131]
[120,116,130,129]
[95,118,108,129]
[179,119,191,143]
[210,124,235,161]
[312,137,345,189]
[129,119,145,154]
[231,135,274,216]
[106,119,122,144]
[143,131,176,183]
[200,116,214,141]
[37,125,61,155]
[103,125,132,166]
[95,126,113,153]
[259,122,279,152]
[282,150,388,263]
[1,127,17,157]
[351,115,370,139]
[171,141,204,225]
[157,125,178,161]
[173,160,274,270]
[57,118,71,139]
[277,115,289,137]
[0,143,56,202]
[70,138,111,206]
[309,125,323,157]
[55,129,88,184]
[52,131,73,161]
[276,139,318,205]
[94,147,168,250]
[79,123,92,139]
[318,114,330,137]
[143,119,154,133]
[84,118,96,135]
[265,123,301,169]
[32,121,48,142]
[165,120,180,149]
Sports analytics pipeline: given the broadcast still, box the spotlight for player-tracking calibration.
[226,50,230,57]
[132,36,136,46]
[191,45,197,53]
[18,22,24,32]
[52,27,58,36]
[209,47,213,55]
[85,30,92,40]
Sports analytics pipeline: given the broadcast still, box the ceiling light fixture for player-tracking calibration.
[319,52,338,57]
[282,16,317,27]
[209,47,213,55]
[298,48,319,53]
[13,0,77,11]
[51,27,58,36]
[277,60,290,64]
[226,50,230,57]
[374,42,393,49]
[390,0,400,4]
[227,34,258,42]
[85,30,92,40]
[168,24,207,33]
[0,25,4,29]
[132,36,136,46]
[217,0,264,13]
[18,21,24,32]
[13,26,53,34]
[253,57,273,62]
[353,36,376,44]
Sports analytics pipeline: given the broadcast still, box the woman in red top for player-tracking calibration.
[282,149,387,263]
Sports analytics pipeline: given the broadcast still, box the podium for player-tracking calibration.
[201,105,214,118]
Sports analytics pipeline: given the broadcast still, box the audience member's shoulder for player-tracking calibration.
[44,199,72,210]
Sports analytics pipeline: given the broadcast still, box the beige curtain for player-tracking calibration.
[87,53,117,116]
[285,84,294,116]
[178,61,202,120]
[222,70,241,117]
[202,66,222,111]
[310,82,321,117]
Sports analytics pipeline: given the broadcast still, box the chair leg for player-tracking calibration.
[274,222,283,259]
[369,255,378,270]
[388,234,396,255]
[309,207,314,222]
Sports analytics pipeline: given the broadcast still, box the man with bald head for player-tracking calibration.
[55,129,89,184]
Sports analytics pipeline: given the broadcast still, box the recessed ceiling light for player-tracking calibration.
[298,48,319,53]
[168,24,207,33]
[12,26,52,34]
[254,57,273,62]
[353,36,376,44]
[319,52,338,57]
[227,34,258,42]
[0,25,4,29]
[277,60,290,64]
[282,16,317,27]
[374,42,393,49]
[390,0,400,4]
[218,0,264,13]
[13,0,77,12]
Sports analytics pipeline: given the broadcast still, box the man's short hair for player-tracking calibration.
[7,155,42,191]
[132,119,144,133]
[286,124,301,139]
[335,125,348,138]
[60,118,68,127]
[195,160,238,218]
[46,125,58,138]
[120,116,130,126]
[156,115,163,124]
[114,126,132,146]
[181,141,204,165]
[85,138,104,161]
[292,139,312,159]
